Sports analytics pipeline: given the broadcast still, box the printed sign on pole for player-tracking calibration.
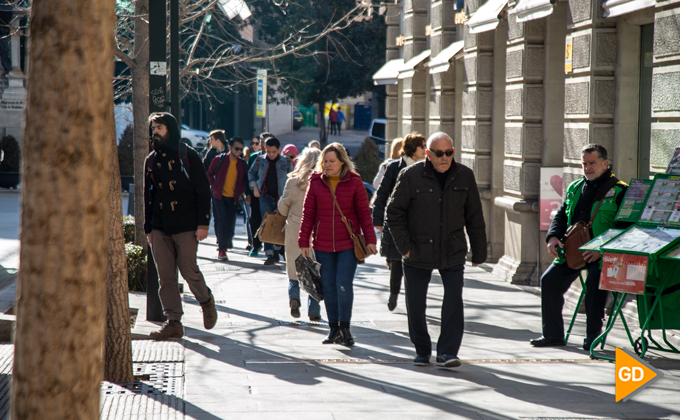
[540,168,564,231]
[600,252,649,294]
[256,69,267,118]
[565,35,573,74]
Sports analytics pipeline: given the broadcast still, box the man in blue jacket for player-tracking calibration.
[248,136,293,265]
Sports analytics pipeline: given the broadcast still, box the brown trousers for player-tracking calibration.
[150,230,212,321]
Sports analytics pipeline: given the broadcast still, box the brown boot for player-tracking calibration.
[150,320,183,341]
[201,294,218,330]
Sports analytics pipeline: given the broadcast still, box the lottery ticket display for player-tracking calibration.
[637,175,680,226]
[579,228,624,252]
[602,226,680,255]
[616,179,652,223]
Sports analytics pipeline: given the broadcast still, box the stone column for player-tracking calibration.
[428,0,458,137]
[385,2,403,142]
[0,15,27,143]
[562,0,617,189]
[492,14,546,284]
[401,0,428,135]
[461,14,497,260]
[650,6,680,172]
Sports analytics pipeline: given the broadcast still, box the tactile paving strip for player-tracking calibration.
[278,320,375,327]
[132,340,184,363]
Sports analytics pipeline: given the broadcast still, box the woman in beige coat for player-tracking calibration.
[277,148,322,320]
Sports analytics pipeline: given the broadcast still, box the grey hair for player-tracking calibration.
[289,147,321,183]
[426,132,454,149]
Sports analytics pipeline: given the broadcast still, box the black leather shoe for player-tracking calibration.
[338,327,355,347]
[530,336,566,347]
[322,327,341,344]
[583,336,596,351]
[387,293,398,311]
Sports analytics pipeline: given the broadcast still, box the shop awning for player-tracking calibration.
[466,0,509,34]
[372,58,404,85]
[510,0,554,23]
[602,0,655,18]
[398,49,432,79]
[428,41,464,74]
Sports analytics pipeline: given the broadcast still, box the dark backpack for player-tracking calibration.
[146,142,192,185]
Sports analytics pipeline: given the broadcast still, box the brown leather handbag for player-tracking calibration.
[329,186,370,263]
[255,210,287,246]
[562,200,604,270]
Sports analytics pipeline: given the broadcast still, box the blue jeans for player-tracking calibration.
[289,279,321,318]
[259,195,281,256]
[315,249,358,326]
[214,196,237,250]
[241,199,252,244]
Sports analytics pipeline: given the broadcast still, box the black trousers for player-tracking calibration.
[249,196,262,250]
[540,261,609,339]
[403,264,464,357]
[389,260,403,295]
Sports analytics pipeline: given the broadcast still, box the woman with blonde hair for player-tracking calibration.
[299,143,378,346]
[372,132,426,311]
[277,148,322,320]
[373,137,404,190]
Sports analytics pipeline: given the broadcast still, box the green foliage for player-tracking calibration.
[0,135,20,172]
[250,1,386,107]
[125,243,147,292]
[354,137,381,184]
[123,216,136,243]
[118,125,134,176]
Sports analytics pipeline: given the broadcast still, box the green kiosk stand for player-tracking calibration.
[583,175,680,361]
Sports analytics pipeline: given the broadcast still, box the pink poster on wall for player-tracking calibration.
[540,168,564,231]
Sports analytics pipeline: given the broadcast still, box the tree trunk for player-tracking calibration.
[133,0,150,248]
[105,113,134,383]
[317,99,328,146]
[12,0,114,418]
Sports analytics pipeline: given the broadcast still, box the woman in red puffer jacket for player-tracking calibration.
[299,143,377,346]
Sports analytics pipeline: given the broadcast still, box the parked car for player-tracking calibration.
[181,124,210,150]
[293,109,304,130]
[363,181,375,204]
[369,118,386,159]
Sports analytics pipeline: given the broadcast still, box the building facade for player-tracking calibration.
[373,0,680,285]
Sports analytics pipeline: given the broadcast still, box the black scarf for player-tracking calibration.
[572,168,616,224]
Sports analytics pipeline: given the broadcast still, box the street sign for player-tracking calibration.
[256,69,267,118]
[615,347,662,402]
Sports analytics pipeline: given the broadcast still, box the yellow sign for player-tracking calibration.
[454,11,468,24]
[565,35,573,74]
[615,347,662,402]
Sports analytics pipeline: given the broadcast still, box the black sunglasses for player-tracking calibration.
[252,142,259,146]
[233,147,243,152]
[429,148,454,158]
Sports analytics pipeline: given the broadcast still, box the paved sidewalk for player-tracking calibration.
[124,224,680,420]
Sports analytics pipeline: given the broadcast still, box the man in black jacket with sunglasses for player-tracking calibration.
[386,131,487,369]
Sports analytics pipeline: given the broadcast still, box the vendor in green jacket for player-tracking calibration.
[530,144,628,351]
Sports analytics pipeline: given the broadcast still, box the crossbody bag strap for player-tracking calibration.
[328,181,357,239]
[587,199,604,228]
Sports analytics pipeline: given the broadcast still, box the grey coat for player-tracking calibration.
[386,159,487,270]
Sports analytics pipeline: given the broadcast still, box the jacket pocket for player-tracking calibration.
[314,221,321,242]
[446,232,467,262]
[407,235,435,265]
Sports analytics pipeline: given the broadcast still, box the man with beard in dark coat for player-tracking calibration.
[144,112,218,340]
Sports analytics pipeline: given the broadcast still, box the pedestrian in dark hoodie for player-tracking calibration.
[144,112,218,340]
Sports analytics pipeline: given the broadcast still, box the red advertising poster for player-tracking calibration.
[600,253,649,294]
[540,168,563,231]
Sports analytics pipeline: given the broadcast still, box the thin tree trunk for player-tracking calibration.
[133,0,150,248]
[318,99,328,146]
[105,112,134,383]
[12,0,114,418]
